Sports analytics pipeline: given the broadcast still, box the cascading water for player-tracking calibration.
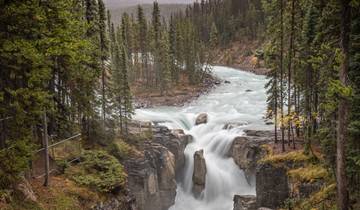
[134,66,271,210]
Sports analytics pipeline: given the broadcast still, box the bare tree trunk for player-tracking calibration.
[280,0,285,152]
[337,0,350,209]
[102,62,106,124]
[43,112,50,187]
[287,0,295,148]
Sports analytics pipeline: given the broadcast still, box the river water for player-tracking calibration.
[133,66,271,210]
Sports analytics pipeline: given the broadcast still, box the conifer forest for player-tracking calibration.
[0,0,359,210]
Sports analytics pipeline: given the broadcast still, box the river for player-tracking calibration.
[133,66,271,210]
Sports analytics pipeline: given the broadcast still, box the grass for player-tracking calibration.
[0,176,101,210]
[260,150,311,165]
[288,165,329,183]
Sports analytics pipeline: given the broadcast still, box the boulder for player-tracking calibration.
[225,80,231,84]
[195,113,208,125]
[256,163,290,209]
[192,150,206,197]
[233,195,257,210]
[223,122,248,130]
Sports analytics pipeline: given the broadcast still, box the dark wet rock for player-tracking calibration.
[246,89,253,92]
[223,122,248,130]
[215,81,221,85]
[195,113,208,125]
[192,150,206,197]
[256,163,290,209]
[225,80,231,84]
[233,195,257,210]
[244,130,274,138]
[298,181,324,198]
[265,121,274,125]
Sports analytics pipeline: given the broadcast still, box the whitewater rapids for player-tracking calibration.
[133,66,271,210]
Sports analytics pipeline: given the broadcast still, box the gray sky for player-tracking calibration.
[105,0,195,9]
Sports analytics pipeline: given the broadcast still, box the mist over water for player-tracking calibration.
[134,66,271,210]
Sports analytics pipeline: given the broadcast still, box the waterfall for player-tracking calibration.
[134,66,271,210]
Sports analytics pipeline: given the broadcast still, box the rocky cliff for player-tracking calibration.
[125,126,191,210]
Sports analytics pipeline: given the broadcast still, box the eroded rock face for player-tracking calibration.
[228,132,271,183]
[256,163,290,209]
[153,126,191,174]
[195,113,208,125]
[192,149,206,197]
[125,126,190,210]
[233,195,257,210]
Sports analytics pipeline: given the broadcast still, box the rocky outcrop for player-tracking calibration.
[125,126,190,210]
[192,150,206,197]
[233,195,257,210]
[195,113,208,125]
[228,130,273,183]
[256,163,290,209]
[93,196,136,210]
[153,126,191,174]
[223,122,248,130]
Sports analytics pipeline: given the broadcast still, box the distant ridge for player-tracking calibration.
[110,4,188,26]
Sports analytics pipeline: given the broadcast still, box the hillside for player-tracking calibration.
[110,4,187,26]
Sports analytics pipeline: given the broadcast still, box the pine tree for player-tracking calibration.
[98,0,109,123]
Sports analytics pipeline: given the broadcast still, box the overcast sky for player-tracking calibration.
[105,0,195,9]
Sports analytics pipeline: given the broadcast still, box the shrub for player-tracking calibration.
[68,150,127,193]
[109,141,132,160]
[0,138,33,189]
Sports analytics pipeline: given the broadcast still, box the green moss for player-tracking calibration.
[66,150,127,193]
[296,183,337,210]
[288,165,329,183]
[260,151,310,165]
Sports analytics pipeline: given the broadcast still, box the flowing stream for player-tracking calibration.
[133,66,271,210]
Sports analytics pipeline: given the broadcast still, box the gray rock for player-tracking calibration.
[192,150,206,197]
[195,113,208,125]
[223,122,248,130]
[233,195,257,210]
[256,163,290,209]
[93,197,136,210]
[298,181,323,198]
[125,126,190,210]
[228,136,270,183]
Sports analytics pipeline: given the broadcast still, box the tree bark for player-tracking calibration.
[288,0,295,148]
[280,0,285,152]
[337,0,350,209]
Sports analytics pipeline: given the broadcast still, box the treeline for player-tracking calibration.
[181,0,265,46]
[262,0,360,208]
[119,2,211,89]
[0,0,134,188]
[0,0,215,191]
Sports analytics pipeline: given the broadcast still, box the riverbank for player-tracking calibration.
[213,40,270,75]
[132,72,220,108]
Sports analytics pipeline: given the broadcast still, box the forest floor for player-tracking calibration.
[131,72,220,108]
